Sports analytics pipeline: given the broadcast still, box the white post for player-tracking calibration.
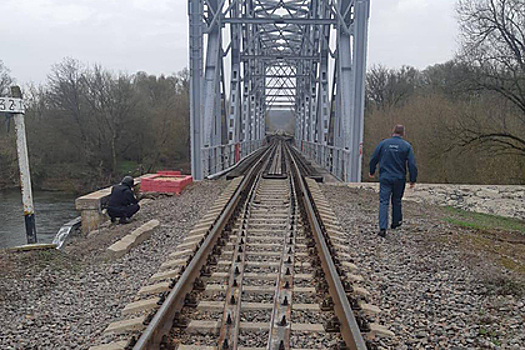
[11,86,37,244]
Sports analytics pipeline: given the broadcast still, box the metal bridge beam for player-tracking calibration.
[188,0,370,182]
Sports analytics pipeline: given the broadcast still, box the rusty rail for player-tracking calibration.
[286,144,368,350]
[132,145,275,350]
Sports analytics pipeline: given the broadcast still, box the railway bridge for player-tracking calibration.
[189,0,370,182]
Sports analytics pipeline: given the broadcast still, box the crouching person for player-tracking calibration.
[107,176,140,224]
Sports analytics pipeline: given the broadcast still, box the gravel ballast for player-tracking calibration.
[2,179,524,349]
[322,184,525,350]
[0,180,228,350]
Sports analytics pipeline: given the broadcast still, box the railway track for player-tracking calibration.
[93,138,389,350]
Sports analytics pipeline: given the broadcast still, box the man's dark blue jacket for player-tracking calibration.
[369,136,418,183]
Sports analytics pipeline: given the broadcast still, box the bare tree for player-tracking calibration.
[47,58,93,160]
[0,61,14,96]
[83,66,139,174]
[366,65,421,110]
[456,0,525,154]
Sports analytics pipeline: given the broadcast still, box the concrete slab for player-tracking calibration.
[122,298,160,315]
[369,323,395,338]
[291,323,325,332]
[138,282,170,295]
[292,304,320,311]
[177,346,216,350]
[107,240,133,259]
[186,320,221,335]
[104,316,146,334]
[196,301,224,311]
[89,341,128,350]
[240,322,270,331]
[160,259,187,270]
[150,269,180,281]
[294,287,315,293]
[169,249,194,259]
[8,243,57,252]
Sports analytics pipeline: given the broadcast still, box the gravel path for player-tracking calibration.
[322,184,525,350]
[0,180,228,350]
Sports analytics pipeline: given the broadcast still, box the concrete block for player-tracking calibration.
[104,316,146,334]
[291,323,325,332]
[347,274,364,283]
[292,304,320,311]
[122,298,160,315]
[242,302,273,310]
[80,209,109,234]
[354,286,371,297]
[196,301,224,311]
[243,285,275,294]
[107,240,133,259]
[169,249,194,259]
[204,284,227,294]
[184,233,206,242]
[177,346,216,350]
[138,282,171,295]
[150,269,180,281]
[359,303,381,315]
[186,320,221,335]
[342,261,358,271]
[75,188,112,210]
[8,243,57,252]
[293,287,315,294]
[129,219,160,246]
[160,259,187,270]
[178,241,199,251]
[240,322,270,331]
[369,323,395,338]
[89,341,128,350]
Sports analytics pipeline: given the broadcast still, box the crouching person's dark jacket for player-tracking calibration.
[108,184,138,207]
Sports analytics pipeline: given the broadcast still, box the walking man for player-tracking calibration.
[369,125,417,238]
[107,176,140,224]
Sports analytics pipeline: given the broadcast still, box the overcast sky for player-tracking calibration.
[0,0,458,85]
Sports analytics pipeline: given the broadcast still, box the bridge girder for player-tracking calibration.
[188,0,370,182]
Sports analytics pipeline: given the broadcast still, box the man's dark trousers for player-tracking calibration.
[379,178,405,230]
[108,204,140,221]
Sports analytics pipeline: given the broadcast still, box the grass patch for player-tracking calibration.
[12,249,82,275]
[443,206,525,234]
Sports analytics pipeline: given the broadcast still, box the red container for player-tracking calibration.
[140,173,193,194]
[157,170,181,176]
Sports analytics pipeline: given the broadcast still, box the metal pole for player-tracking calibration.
[11,86,37,244]
[189,0,204,180]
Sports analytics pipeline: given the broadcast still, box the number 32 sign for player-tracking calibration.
[0,97,25,114]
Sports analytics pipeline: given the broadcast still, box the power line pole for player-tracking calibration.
[2,86,38,244]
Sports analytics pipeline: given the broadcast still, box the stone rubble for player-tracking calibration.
[345,183,525,220]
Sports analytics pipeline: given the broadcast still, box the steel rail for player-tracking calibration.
[285,143,368,350]
[132,145,276,350]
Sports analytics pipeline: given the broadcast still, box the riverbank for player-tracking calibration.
[0,180,228,349]
[0,190,78,248]
[0,180,523,349]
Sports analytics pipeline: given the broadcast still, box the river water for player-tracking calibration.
[0,189,78,248]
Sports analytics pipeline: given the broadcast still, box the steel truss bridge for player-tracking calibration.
[188,0,370,182]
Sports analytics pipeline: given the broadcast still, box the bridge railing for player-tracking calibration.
[201,140,264,178]
[299,140,352,182]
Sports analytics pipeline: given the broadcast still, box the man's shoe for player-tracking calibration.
[391,222,402,230]
[378,229,386,238]
[119,217,130,225]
